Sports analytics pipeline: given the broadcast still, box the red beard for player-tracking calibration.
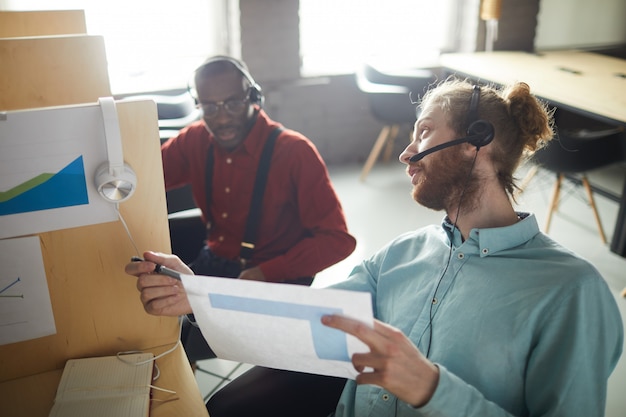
[411,146,481,213]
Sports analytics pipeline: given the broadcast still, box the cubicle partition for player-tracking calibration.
[0,11,208,417]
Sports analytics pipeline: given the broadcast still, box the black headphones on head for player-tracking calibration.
[409,85,495,163]
[188,56,264,107]
[465,85,494,149]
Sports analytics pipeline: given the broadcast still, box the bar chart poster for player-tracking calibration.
[0,103,118,239]
[0,235,56,345]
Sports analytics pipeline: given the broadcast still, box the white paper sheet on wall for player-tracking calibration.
[182,276,374,379]
[0,235,56,345]
[0,102,119,240]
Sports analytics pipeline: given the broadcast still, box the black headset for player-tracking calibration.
[188,56,264,107]
[465,85,494,149]
[422,85,494,358]
[409,85,494,163]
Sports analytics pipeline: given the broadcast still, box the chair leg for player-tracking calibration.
[360,125,393,181]
[199,361,245,401]
[545,173,563,233]
[519,165,539,193]
[581,176,607,244]
[381,125,400,162]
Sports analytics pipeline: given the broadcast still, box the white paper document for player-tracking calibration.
[0,103,118,240]
[181,276,373,379]
[0,235,56,345]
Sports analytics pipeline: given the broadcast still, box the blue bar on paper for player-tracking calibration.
[209,293,350,361]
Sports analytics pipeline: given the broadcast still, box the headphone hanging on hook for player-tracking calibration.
[94,97,137,203]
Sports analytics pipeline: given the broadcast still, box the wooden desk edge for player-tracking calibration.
[0,343,209,417]
[439,51,626,127]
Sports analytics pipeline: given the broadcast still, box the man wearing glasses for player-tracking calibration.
[160,56,356,377]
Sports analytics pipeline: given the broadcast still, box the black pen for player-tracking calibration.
[131,256,181,280]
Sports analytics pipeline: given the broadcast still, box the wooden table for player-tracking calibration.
[440,50,626,257]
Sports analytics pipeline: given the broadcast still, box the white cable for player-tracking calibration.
[116,204,140,256]
[115,316,184,389]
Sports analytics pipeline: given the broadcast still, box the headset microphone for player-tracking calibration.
[409,85,494,163]
[410,132,490,162]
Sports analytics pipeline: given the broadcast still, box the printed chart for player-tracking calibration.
[209,294,350,361]
[0,102,118,239]
[0,236,56,346]
[183,275,373,379]
[0,155,88,216]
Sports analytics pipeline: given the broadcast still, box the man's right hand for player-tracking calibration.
[124,251,194,316]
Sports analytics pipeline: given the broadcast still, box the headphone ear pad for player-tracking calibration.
[467,119,495,148]
[94,162,137,203]
[249,84,264,106]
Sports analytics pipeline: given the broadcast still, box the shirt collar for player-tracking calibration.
[442,212,540,256]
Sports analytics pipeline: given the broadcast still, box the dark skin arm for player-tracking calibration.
[125,251,193,316]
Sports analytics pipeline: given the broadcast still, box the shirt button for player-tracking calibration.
[432,298,438,305]
[382,393,390,401]
[457,252,465,259]
[221,212,228,218]
[482,248,489,255]
[225,187,231,193]
[226,157,233,164]
[218,236,224,242]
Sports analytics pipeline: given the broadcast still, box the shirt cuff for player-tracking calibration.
[414,364,489,416]
[414,364,452,414]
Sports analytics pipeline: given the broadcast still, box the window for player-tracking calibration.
[299,0,458,76]
[86,0,217,94]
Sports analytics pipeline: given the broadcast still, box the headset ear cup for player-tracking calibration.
[467,119,495,148]
[95,162,137,203]
[249,84,264,106]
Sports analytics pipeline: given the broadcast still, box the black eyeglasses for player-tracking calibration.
[197,89,251,118]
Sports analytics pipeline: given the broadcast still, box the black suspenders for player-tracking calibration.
[204,127,284,266]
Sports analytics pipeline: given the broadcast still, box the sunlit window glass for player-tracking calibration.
[299,0,456,76]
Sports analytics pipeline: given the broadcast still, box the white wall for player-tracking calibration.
[536,0,626,50]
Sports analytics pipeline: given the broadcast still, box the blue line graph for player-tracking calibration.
[209,294,350,361]
[0,277,24,298]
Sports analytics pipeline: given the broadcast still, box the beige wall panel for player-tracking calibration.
[0,35,111,110]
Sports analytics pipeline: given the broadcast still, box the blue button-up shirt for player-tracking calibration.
[331,213,623,416]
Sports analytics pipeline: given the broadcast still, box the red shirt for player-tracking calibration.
[161,109,356,282]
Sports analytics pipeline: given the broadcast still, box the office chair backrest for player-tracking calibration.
[533,119,624,174]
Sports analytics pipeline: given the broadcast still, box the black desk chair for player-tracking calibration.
[122,91,201,141]
[522,111,625,243]
[356,63,436,181]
